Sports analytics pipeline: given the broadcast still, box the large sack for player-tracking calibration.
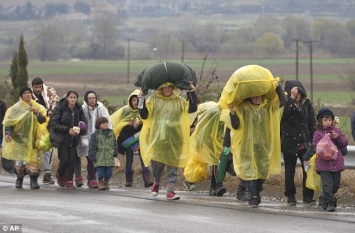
[135,62,197,95]
[219,65,278,109]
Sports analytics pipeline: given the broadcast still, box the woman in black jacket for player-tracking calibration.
[50,90,87,189]
[281,80,317,206]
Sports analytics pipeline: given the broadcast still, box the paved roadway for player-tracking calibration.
[0,175,354,233]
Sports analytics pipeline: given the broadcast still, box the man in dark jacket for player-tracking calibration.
[281,80,317,206]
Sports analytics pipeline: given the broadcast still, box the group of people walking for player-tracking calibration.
[0,63,351,213]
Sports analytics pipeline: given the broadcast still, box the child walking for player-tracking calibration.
[88,117,118,190]
[309,108,348,212]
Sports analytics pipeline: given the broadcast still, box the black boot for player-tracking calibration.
[216,182,226,197]
[15,177,23,189]
[142,170,153,188]
[209,166,217,195]
[43,173,55,184]
[236,179,248,201]
[125,171,134,187]
[30,175,40,189]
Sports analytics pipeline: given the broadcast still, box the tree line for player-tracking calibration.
[1,14,355,61]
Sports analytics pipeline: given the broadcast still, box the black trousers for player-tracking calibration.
[57,143,78,181]
[319,171,341,206]
[283,148,314,200]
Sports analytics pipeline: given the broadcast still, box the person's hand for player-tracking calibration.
[304,160,310,167]
[133,118,141,128]
[69,128,78,136]
[187,82,195,92]
[332,132,339,138]
[114,157,121,168]
[29,105,39,115]
[228,104,235,115]
[290,87,298,99]
[137,91,144,99]
[5,134,11,143]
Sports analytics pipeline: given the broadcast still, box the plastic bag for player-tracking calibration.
[218,65,278,108]
[183,158,208,183]
[316,134,338,160]
[77,135,89,157]
[306,154,322,192]
[36,123,52,152]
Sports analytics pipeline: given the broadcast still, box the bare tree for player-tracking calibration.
[90,13,119,59]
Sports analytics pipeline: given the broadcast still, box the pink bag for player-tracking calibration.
[316,134,338,160]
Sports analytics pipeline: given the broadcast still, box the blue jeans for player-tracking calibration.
[43,150,52,174]
[96,166,113,180]
[125,149,149,173]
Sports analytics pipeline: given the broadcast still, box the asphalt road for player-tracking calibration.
[0,175,354,233]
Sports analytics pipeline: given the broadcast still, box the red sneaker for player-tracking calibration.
[56,173,66,187]
[75,176,84,187]
[151,182,159,197]
[65,181,76,190]
[166,191,180,200]
[87,179,98,189]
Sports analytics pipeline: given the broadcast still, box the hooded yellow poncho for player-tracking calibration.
[110,89,142,137]
[2,99,47,164]
[219,65,281,180]
[139,83,190,168]
[184,101,225,183]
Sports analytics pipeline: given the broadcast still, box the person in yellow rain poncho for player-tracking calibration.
[2,86,48,189]
[219,65,287,208]
[110,89,153,188]
[139,82,197,200]
[183,101,236,196]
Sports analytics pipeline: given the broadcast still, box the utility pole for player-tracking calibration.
[181,40,185,62]
[295,39,299,80]
[127,38,131,85]
[303,40,318,102]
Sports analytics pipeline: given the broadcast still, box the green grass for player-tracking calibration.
[1,57,354,77]
[313,92,353,104]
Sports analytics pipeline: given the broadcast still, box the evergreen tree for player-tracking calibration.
[8,34,29,103]
[9,51,19,88]
[17,34,29,88]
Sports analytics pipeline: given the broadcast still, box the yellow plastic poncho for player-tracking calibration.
[184,101,225,183]
[219,65,281,180]
[110,89,141,137]
[189,101,225,165]
[2,99,47,164]
[140,83,190,168]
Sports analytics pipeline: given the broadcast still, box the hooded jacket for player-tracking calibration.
[82,100,112,142]
[49,98,87,147]
[110,90,142,154]
[281,80,317,156]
